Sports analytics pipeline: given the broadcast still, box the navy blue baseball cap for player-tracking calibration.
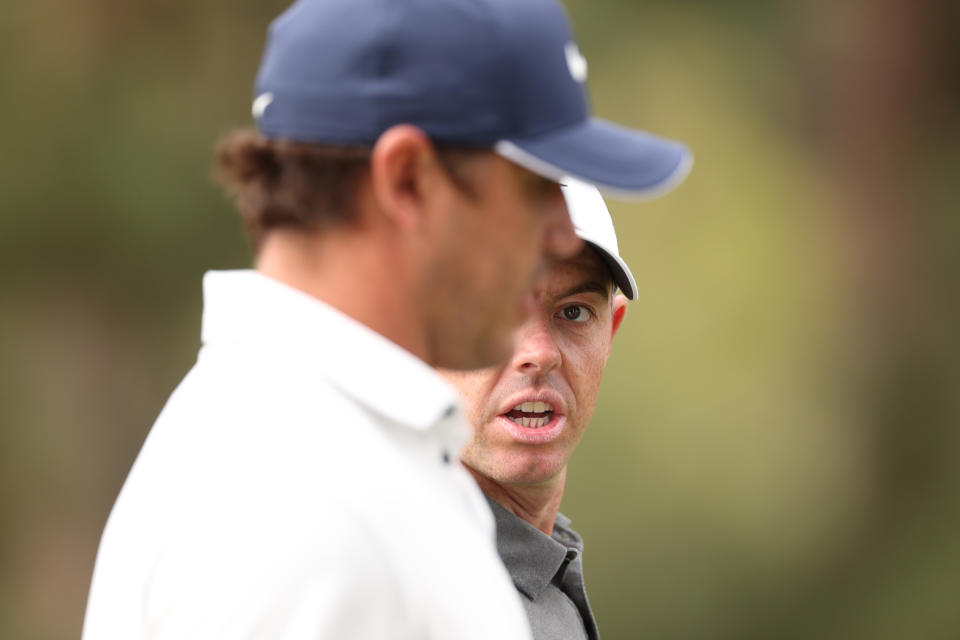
[253,0,692,198]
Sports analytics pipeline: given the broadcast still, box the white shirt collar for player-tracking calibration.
[201,270,464,438]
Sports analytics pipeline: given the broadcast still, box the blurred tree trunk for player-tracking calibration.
[806,0,952,510]
[784,0,960,635]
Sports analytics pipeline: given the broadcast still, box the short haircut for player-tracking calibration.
[214,130,370,249]
[214,129,486,249]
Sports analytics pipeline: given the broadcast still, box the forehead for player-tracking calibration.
[539,245,613,296]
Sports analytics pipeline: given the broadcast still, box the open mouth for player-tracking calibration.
[503,401,555,428]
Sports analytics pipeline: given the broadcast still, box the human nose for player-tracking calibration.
[510,313,562,376]
[543,193,582,260]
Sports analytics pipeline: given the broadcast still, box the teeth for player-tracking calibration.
[510,415,550,428]
[513,401,554,413]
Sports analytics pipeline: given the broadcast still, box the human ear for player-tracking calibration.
[610,294,628,338]
[369,124,435,230]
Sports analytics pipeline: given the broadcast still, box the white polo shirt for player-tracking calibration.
[82,270,531,640]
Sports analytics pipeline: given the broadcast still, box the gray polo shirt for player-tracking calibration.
[487,497,600,640]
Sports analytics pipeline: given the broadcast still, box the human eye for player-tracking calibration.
[557,304,594,323]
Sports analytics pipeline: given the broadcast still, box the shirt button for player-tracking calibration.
[441,450,451,465]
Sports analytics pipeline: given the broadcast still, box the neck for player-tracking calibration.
[466,465,567,536]
[255,225,432,363]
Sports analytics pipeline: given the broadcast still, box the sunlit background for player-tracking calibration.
[2,1,958,638]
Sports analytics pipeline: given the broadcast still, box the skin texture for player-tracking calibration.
[441,246,628,534]
[255,124,582,370]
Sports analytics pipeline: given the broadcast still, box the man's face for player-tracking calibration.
[441,246,627,486]
[424,154,582,370]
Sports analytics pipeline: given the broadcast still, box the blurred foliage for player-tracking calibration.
[1,1,957,638]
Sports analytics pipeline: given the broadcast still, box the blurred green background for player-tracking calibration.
[2,1,958,638]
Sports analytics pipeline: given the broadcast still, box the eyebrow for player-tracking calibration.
[556,280,611,301]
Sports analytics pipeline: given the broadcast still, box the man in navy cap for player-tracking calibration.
[82,0,690,638]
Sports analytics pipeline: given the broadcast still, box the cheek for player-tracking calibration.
[491,200,544,261]
[443,370,502,428]
[467,230,527,302]
[563,339,610,424]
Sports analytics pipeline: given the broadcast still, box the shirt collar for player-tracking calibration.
[200,270,463,437]
[486,497,584,599]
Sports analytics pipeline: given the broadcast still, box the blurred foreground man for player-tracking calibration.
[82,0,691,637]
[443,182,668,640]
